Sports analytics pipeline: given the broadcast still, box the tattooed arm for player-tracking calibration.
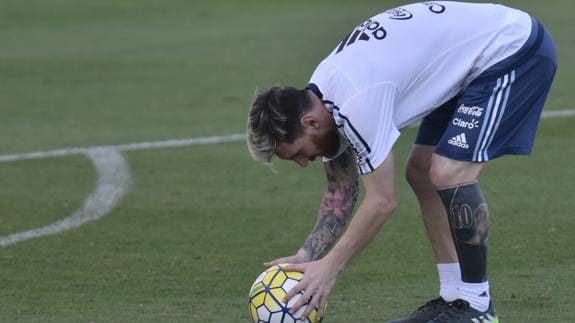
[282,153,396,319]
[301,147,359,261]
[263,147,359,267]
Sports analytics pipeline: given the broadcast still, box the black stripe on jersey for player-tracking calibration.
[346,29,362,46]
[306,83,323,99]
[323,101,372,154]
[366,158,375,172]
[358,158,375,175]
[308,89,375,173]
[336,32,352,54]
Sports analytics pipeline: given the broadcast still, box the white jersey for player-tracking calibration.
[310,1,531,174]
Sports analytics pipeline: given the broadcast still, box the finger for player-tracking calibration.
[283,263,306,273]
[262,260,277,267]
[283,280,307,303]
[289,289,313,315]
[301,293,319,320]
[317,294,326,320]
[263,258,289,267]
[263,258,281,267]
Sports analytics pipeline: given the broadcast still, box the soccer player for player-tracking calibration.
[246,2,556,322]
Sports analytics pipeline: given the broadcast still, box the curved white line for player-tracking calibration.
[0,148,131,247]
[0,109,573,246]
[0,133,246,163]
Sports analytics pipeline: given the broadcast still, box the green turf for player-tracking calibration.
[0,1,574,322]
[0,156,93,236]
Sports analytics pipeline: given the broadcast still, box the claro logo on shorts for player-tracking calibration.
[453,118,480,129]
[457,104,483,117]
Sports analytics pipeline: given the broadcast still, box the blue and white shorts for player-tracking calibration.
[415,18,557,162]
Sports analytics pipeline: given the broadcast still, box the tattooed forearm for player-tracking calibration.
[302,148,359,260]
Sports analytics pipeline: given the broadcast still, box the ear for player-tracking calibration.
[300,114,319,130]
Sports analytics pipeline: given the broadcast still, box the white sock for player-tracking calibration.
[459,281,490,312]
[437,263,461,302]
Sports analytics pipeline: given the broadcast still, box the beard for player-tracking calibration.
[310,123,340,158]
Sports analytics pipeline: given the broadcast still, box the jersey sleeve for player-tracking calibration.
[335,83,400,174]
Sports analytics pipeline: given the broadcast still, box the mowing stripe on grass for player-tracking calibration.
[0,148,131,247]
[0,109,573,247]
[0,110,573,163]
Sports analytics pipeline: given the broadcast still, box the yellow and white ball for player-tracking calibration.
[248,264,325,323]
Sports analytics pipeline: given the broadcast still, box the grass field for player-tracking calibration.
[1,0,574,322]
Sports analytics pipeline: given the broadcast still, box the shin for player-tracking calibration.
[437,182,489,283]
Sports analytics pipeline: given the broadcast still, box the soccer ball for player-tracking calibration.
[248,264,325,323]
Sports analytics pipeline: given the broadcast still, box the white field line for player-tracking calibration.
[406,108,575,128]
[0,109,575,162]
[1,109,574,163]
[0,109,573,247]
[0,133,246,163]
[0,148,131,247]
[540,109,575,118]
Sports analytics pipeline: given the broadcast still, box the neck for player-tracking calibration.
[306,89,334,127]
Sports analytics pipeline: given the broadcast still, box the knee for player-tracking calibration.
[429,162,455,189]
[429,156,482,189]
[405,157,431,190]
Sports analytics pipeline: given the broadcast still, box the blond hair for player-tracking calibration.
[246,85,312,166]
